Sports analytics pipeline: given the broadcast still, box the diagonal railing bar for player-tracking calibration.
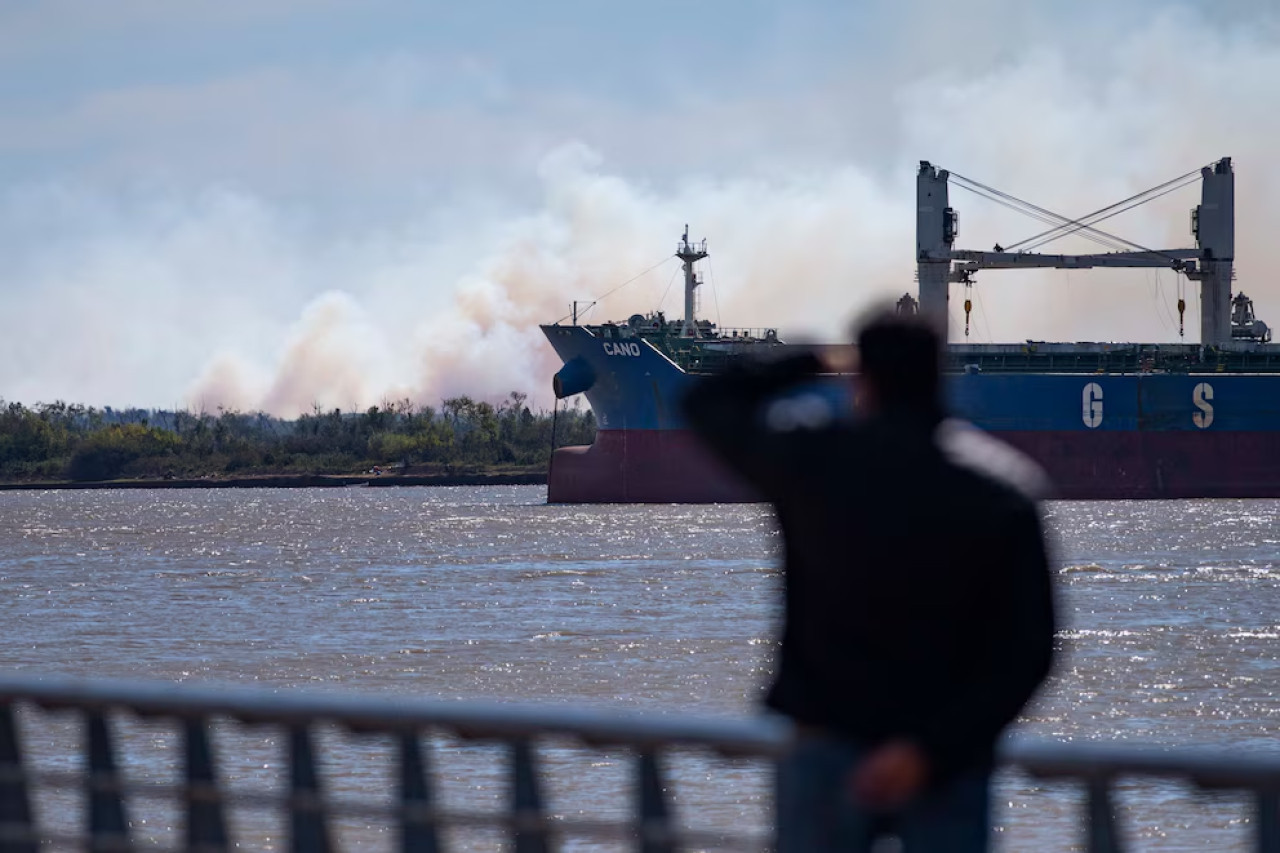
[183,718,228,853]
[289,725,333,853]
[511,739,551,853]
[398,733,440,853]
[636,749,674,853]
[0,703,36,853]
[86,712,131,853]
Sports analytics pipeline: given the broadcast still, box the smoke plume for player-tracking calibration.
[1,4,1278,414]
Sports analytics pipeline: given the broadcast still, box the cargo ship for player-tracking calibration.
[541,158,1280,502]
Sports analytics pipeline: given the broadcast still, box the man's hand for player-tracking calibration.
[819,344,858,374]
[849,739,930,810]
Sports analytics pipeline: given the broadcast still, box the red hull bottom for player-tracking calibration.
[548,429,1280,503]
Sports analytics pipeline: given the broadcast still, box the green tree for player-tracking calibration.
[66,424,181,481]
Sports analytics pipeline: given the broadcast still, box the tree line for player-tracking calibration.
[0,394,595,482]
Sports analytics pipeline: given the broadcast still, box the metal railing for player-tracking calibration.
[1,675,1278,851]
[0,676,786,852]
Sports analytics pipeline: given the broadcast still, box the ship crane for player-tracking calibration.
[1231,292,1271,343]
[917,158,1240,346]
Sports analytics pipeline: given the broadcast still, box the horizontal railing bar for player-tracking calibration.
[1003,740,1280,789]
[6,678,1280,802]
[0,676,787,756]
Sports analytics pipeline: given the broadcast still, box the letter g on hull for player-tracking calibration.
[1082,382,1103,429]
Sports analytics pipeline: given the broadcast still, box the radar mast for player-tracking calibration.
[677,225,709,337]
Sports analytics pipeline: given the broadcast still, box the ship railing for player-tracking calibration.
[3,675,1280,852]
[701,327,778,342]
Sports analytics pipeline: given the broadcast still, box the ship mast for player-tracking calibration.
[677,225,709,337]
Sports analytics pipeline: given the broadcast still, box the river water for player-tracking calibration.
[2,487,1279,850]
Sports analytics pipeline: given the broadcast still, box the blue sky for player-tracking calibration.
[0,0,1277,411]
[6,0,1267,200]
[0,2,858,196]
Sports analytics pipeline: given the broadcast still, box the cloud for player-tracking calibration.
[0,1,356,65]
[1,2,1279,414]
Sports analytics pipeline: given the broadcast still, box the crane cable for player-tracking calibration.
[1019,174,1202,254]
[950,181,1133,254]
[948,174,1134,253]
[973,285,994,342]
[705,257,723,330]
[552,255,676,324]
[655,266,681,313]
[946,168,1204,266]
[1004,166,1204,253]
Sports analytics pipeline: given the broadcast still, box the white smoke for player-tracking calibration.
[1,4,1278,414]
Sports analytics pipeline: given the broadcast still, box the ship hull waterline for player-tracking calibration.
[548,428,1280,503]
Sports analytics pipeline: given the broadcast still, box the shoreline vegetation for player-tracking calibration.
[0,394,593,490]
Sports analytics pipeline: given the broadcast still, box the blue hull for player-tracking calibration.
[542,324,1280,501]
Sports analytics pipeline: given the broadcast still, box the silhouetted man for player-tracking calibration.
[683,311,1055,852]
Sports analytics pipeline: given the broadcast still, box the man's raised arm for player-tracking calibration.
[680,352,825,492]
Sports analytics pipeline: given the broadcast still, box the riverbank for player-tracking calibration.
[0,397,593,486]
[0,470,547,491]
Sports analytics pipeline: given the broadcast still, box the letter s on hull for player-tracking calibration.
[1193,382,1214,429]
[1082,382,1103,429]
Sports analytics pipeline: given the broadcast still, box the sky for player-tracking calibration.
[1,0,1278,413]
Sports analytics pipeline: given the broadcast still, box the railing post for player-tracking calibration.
[511,739,550,853]
[86,712,131,853]
[1256,790,1279,853]
[183,719,227,852]
[1085,777,1122,853]
[288,725,332,853]
[0,703,36,853]
[636,749,675,853]
[398,733,440,853]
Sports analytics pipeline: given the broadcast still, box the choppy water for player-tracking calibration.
[2,487,1279,850]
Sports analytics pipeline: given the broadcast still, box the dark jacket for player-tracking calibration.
[682,354,1056,783]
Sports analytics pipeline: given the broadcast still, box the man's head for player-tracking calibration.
[854,310,943,414]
